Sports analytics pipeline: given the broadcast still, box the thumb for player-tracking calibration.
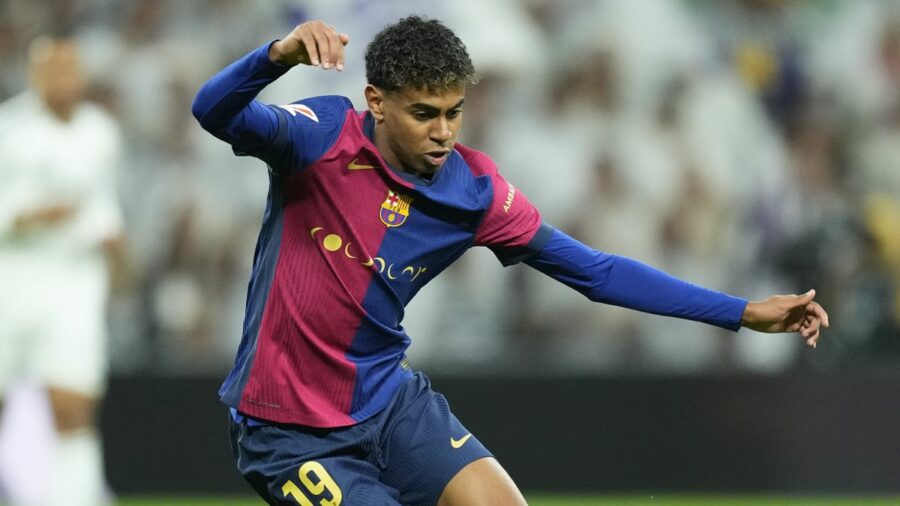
[792,289,816,307]
[339,33,350,46]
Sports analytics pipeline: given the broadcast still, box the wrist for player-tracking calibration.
[740,300,756,327]
[267,40,289,66]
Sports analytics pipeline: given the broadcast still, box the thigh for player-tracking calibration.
[0,280,35,398]
[47,387,98,431]
[437,457,526,506]
[229,415,401,505]
[379,373,493,506]
[33,280,107,397]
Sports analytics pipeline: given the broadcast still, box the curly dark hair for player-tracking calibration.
[365,16,477,91]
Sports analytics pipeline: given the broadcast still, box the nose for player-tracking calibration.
[430,118,452,144]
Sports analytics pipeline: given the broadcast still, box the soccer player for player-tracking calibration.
[192,17,829,505]
[0,37,123,505]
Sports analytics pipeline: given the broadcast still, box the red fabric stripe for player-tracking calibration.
[238,112,393,426]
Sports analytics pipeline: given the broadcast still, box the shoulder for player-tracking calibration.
[453,142,499,178]
[277,95,355,125]
[0,92,39,136]
[270,96,357,168]
[78,102,119,130]
[76,102,123,145]
[0,92,35,114]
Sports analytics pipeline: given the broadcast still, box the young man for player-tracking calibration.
[192,17,828,506]
[0,37,123,505]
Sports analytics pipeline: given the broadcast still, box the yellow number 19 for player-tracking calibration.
[281,461,343,506]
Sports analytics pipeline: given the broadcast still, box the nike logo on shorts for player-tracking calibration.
[450,433,472,449]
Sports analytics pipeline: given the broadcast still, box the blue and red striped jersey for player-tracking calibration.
[194,43,546,427]
[193,42,748,428]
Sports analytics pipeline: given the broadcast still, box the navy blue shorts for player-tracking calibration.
[228,372,493,505]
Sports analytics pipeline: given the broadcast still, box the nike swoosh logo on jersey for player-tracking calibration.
[450,433,472,449]
[348,158,376,170]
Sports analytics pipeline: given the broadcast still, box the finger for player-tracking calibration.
[804,302,830,329]
[324,26,343,70]
[338,33,350,70]
[298,28,319,66]
[803,317,821,336]
[813,302,830,328]
[800,322,817,339]
[311,23,333,68]
[336,32,350,70]
[806,328,820,348]
[792,289,816,308]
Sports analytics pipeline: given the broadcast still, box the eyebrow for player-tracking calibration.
[409,99,465,113]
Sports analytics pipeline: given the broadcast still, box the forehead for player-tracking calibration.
[388,84,465,107]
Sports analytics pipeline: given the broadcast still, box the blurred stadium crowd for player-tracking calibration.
[2,0,898,376]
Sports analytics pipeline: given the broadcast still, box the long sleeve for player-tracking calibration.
[525,227,748,331]
[191,41,290,156]
[192,42,354,173]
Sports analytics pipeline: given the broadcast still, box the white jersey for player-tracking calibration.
[0,92,123,396]
[0,92,122,278]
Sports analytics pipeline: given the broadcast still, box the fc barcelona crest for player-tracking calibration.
[380,190,413,228]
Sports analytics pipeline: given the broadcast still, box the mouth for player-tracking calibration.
[424,149,450,166]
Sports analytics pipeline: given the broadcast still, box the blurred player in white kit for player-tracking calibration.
[0,35,123,505]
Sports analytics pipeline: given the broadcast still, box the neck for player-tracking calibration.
[370,121,436,180]
[372,122,400,169]
[45,101,75,122]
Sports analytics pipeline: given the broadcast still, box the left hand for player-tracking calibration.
[740,289,830,348]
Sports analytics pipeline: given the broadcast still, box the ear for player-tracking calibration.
[364,85,385,123]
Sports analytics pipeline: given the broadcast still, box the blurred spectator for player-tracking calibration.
[0,35,124,506]
[0,0,895,377]
[691,0,820,128]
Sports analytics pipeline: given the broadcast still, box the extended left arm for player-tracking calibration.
[525,227,828,346]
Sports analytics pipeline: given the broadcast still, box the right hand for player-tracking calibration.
[13,204,75,233]
[269,20,350,70]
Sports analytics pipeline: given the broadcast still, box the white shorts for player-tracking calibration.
[0,256,109,398]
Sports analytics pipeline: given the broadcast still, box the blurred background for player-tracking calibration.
[0,0,898,502]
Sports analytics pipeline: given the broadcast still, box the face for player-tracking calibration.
[366,84,465,177]
[28,40,86,121]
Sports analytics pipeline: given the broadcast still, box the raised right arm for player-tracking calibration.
[191,21,350,155]
[191,42,288,153]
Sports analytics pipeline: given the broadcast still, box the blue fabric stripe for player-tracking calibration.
[527,228,748,331]
[219,175,286,406]
[495,220,553,266]
[344,155,486,420]
[191,41,288,154]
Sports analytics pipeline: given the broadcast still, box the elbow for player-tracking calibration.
[190,83,222,131]
[191,91,211,128]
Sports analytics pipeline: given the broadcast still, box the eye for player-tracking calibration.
[412,110,432,120]
[447,109,462,119]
